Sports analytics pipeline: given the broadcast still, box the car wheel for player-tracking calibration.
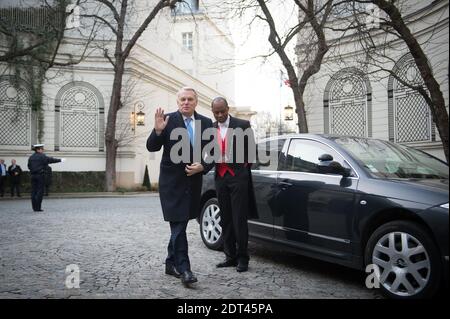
[200,198,223,250]
[365,220,442,299]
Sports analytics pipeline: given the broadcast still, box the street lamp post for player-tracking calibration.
[131,101,145,132]
[278,105,294,136]
[284,105,294,121]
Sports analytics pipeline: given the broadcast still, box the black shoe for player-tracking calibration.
[180,270,197,286]
[216,259,238,268]
[165,264,181,278]
[236,261,248,272]
[34,209,44,212]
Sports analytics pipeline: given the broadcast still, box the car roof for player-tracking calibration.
[258,133,385,143]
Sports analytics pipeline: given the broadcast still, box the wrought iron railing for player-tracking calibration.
[0,6,64,34]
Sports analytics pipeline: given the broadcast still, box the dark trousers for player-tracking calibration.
[11,182,20,197]
[166,221,190,273]
[215,168,249,264]
[31,174,45,211]
[10,180,21,196]
[0,176,5,196]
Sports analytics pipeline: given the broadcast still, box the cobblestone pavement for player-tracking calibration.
[0,195,382,299]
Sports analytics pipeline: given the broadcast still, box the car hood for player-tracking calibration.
[391,178,448,191]
[360,177,449,207]
[387,178,449,205]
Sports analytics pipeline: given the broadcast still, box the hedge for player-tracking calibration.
[3,171,106,193]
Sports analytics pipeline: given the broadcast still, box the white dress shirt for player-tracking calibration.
[218,115,230,140]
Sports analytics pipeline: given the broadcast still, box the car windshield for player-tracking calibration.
[333,137,449,179]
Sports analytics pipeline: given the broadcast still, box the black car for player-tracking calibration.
[198,134,449,299]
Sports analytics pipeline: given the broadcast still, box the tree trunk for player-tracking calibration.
[374,0,449,162]
[256,0,309,133]
[99,0,178,192]
[105,60,125,191]
[290,80,309,133]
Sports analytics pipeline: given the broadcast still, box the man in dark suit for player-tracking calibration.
[28,144,64,212]
[211,97,257,272]
[8,159,22,197]
[147,87,214,286]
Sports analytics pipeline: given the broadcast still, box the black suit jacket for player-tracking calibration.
[8,165,22,182]
[213,116,258,219]
[213,116,257,168]
[147,111,214,222]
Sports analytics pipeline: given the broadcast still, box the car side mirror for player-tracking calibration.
[341,167,351,178]
[318,154,333,162]
[328,161,351,177]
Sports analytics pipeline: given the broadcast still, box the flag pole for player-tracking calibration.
[279,69,283,136]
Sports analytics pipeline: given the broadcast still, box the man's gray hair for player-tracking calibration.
[177,86,198,99]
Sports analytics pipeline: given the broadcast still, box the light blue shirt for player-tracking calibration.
[182,114,195,144]
[182,114,196,132]
[0,163,6,176]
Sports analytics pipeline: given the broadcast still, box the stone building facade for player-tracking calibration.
[299,0,448,160]
[0,0,236,189]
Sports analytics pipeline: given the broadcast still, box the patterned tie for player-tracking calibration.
[185,117,194,146]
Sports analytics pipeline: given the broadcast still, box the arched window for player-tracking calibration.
[54,81,105,151]
[0,75,34,148]
[323,68,372,137]
[388,53,434,143]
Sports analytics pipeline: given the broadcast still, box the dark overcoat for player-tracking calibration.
[147,111,213,222]
[27,153,61,175]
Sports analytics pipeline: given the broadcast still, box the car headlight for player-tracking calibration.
[440,203,449,209]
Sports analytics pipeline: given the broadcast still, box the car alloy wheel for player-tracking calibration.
[200,198,223,250]
[365,221,441,299]
[373,232,430,296]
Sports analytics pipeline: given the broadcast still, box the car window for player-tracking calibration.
[333,137,449,179]
[280,139,353,175]
[253,139,285,171]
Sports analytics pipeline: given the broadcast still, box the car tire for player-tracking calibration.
[199,198,223,251]
[364,220,442,299]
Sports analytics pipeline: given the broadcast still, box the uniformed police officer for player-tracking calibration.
[27,144,65,212]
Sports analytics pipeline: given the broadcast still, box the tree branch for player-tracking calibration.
[123,0,179,59]
[82,14,118,36]
[96,0,121,22]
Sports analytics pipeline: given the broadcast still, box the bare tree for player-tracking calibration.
[254,0,334,133]
[371,0,448,162]
[332,0,449,162]
[86,0,179,191]
[0,0,93,67]
[0,0,97,140]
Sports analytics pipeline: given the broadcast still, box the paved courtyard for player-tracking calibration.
[0,195,381,299]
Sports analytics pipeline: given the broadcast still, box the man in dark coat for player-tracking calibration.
[211,97,257,273]
[8,159,22,197]
[27,144,64,212]
[146,87,213,286]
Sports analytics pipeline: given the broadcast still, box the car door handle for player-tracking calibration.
[279,181,293,189]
